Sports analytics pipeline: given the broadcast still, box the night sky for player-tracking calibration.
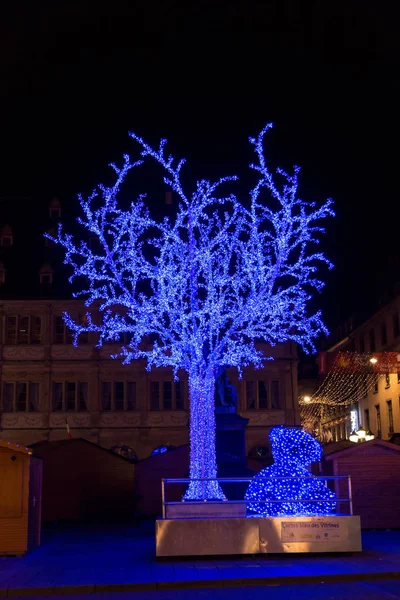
[1,2,400,335]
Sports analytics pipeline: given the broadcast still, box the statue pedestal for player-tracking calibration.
[216,412,249,470]
[156,515,362,557]
[165,501,246,519]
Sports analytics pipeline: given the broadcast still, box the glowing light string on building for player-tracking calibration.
[47,124,334,500]
[245,427,336,516]
[299,352,382,435]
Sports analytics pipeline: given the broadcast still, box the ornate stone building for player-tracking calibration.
[0,196,300,458]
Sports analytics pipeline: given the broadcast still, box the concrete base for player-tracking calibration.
[156,515,362,557]
[165,501,246,519]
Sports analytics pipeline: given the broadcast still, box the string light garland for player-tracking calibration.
[46,124,334,500]
[245,426,336,516]
[299,352,383,438]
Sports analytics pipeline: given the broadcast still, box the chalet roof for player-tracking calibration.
[0,439,33,455]
[30,437,136,463]
[323,440,354,456]
[137,443,189,464]
[324,438,400,461]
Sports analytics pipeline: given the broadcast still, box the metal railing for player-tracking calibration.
[161,475,353,519]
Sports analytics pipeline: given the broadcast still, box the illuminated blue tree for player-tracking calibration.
[245,426,336,516]
[48,124,334,500]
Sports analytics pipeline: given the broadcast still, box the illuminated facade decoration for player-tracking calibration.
[245,426,336,516]
[303,294,400,443]
[47,125,333,499]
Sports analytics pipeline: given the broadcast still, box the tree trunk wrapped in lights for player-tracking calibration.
[47,124,334,500]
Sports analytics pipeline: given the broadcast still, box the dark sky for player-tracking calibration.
[1,2,400,332]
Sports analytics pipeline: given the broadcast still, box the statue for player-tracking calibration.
[215,367,237,411]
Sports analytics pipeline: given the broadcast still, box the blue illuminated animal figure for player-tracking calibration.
[245,426,336,516]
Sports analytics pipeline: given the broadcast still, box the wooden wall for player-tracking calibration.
[135,445,190,516]
[32,439,135,521]
[324,442,400,529]
[0,446,30,555]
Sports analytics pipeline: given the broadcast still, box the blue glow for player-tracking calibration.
[151,445,174,456]
[245,426,336,516]
[46,125,334,500]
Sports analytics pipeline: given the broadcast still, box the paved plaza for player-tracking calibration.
[1,522,400,597]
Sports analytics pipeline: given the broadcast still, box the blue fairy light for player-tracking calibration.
[245,426,336,516]
[46,125,334,500]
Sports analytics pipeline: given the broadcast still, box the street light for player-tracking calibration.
[349,427,375,443]
[303,396,311,403]
[349,430,359,443]
[370,357,378,364]
[356,426,366,439]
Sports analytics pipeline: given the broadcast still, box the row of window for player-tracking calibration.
[372,373,400,395]
[1,380,137,413]
[0,202,62,247]
[358,312,400,352]
[245,380,281,410]
[3,315,88,345]
[0,264,55,286]
[0,379,281,413]
[364,397,398,439]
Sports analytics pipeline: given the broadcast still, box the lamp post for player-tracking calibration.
[349,427,375,443]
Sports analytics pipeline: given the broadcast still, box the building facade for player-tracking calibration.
[0,300,300,459]
[324,294,400,442]
[0,195,300,458]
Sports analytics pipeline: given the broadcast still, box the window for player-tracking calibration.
[49,197,61,218]
[5,315,42,344]
[245,381,256,410]
[163,381,172,410]
[110,445,137,461]
[54,316,72,344]
[385,373,391,389]
[381,322,387,346]
[375,404,381,438]
[364,408,370,431]
[387,400,394,435]
[39,263,54,285]
[245,380,279,410]
[115,382,124,411]
[0,263,5,284]
[2,382,39,412]
[175,380,184,410]
[369,329,375,352]
[258,381,268,409]
[150,381,159,410]
[52,382,88,411]
[393,313,400,339]
[53,315,88,344]
[149,380,185,410]
[398,373,400,385]
[270,380,280,409]
[373,379,379,394]
[359,335,365,353]
[151,444,176,456]
[0,225,13,247]
[101,381,136,411]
